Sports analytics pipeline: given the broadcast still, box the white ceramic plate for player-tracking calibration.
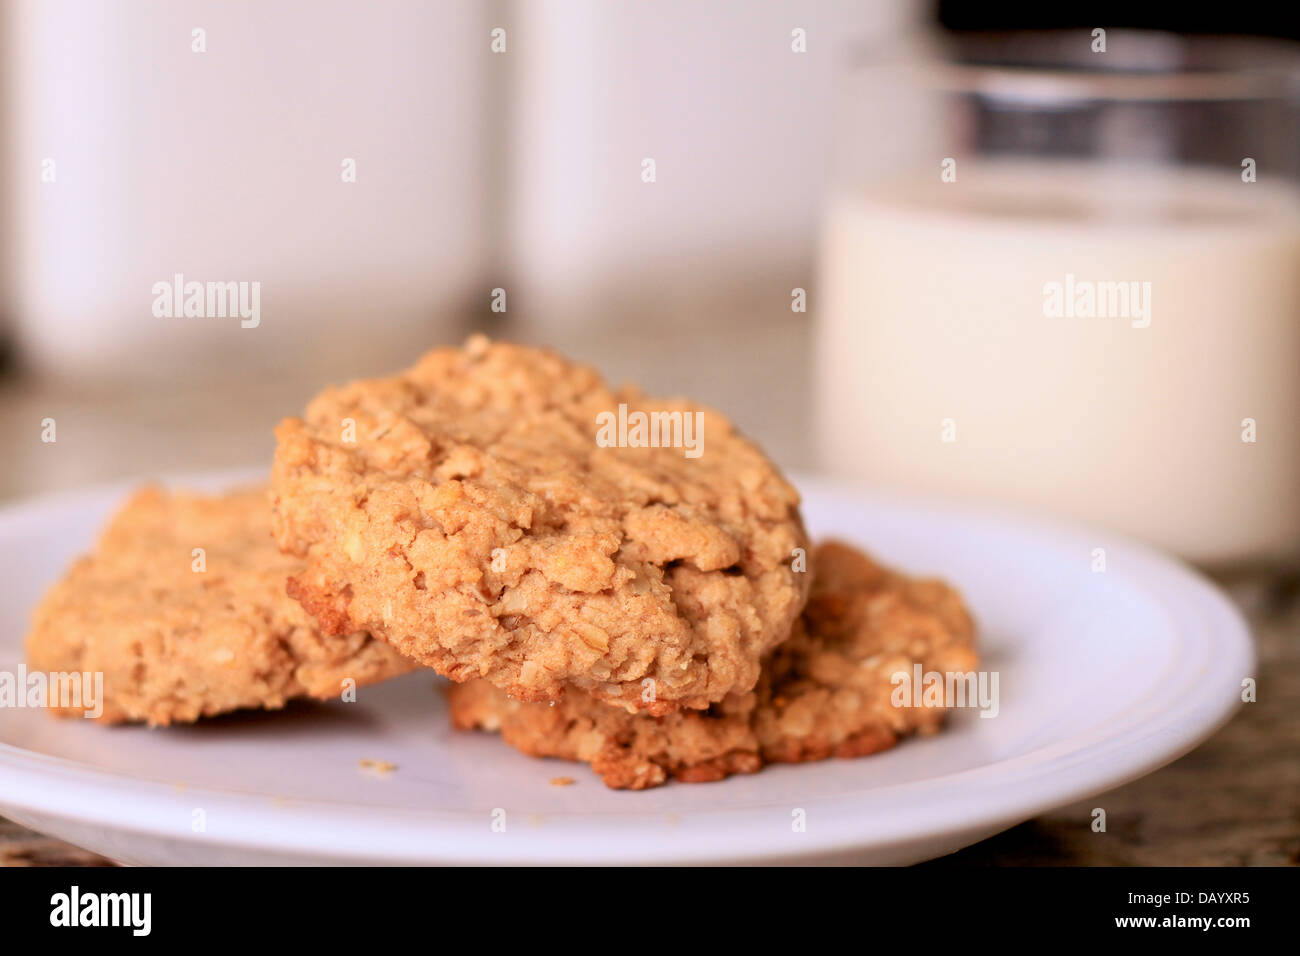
[0,470,1252,865]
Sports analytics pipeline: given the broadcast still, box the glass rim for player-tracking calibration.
[855,29,1300,103]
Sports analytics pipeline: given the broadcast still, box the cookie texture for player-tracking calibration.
[271,336,809,712]
[448,542,978,789]
[26,486,413,725]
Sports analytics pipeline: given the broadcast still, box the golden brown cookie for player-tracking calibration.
[448,542,979,789]
[271,336,809,713]
[26,486,413,725]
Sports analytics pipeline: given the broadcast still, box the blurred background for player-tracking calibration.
[2,0,1299,568]
[4,0,906,499]
[2,0,1299,868]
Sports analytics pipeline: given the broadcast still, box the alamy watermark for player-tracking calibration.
[891,664,999,718]
[50,886,150,936]
[1043,273,1151,329]
[595,403,703,459]
[151,273,260,328]
[0,666,103,718]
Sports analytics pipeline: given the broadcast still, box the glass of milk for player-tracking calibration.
[816,31,1300,566]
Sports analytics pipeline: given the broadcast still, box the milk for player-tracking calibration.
[816,162,1300,564]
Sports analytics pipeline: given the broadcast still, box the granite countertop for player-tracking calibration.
[2,312,1295,866]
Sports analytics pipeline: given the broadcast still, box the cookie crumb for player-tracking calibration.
[359,758,397,776]
[549,776,576,787]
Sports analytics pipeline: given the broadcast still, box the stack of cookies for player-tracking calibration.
[27,337,977,789]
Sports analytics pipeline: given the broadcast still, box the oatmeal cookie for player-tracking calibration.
[447,541,978,789]
[271,336,809,713]
[25,486,413,725]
